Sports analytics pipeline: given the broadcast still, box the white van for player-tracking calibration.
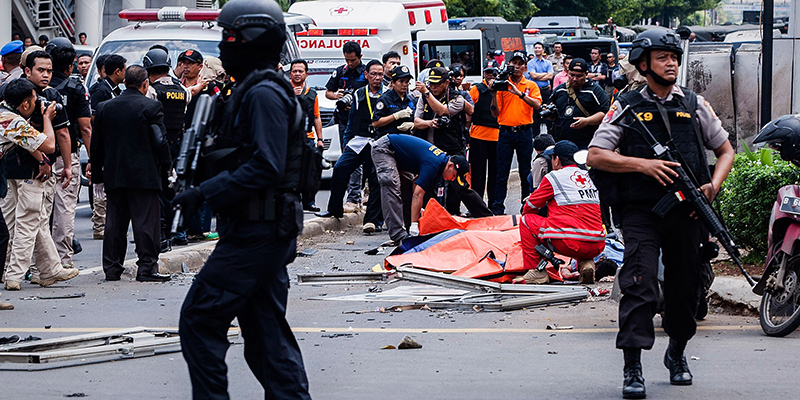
[288,0,450,71]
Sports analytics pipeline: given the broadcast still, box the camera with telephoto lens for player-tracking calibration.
[37,96,64,113]
[492,64,515,92]
[336,89,355,111]
[540,103,558,119]
[435,114,451,128]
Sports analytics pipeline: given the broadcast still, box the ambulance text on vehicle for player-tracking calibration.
[288,0,450,71]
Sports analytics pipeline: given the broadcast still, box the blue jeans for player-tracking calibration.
[492,125,533,215]
[340,124,362,204]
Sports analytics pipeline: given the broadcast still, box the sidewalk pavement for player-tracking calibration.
[141,212,365,277]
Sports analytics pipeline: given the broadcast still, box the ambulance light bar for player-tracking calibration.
[119,7,220,22]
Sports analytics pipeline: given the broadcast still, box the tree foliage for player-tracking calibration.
[443,0,538,23]
[532,0,721,26]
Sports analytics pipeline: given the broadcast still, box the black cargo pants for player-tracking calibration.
[616,202,703,350]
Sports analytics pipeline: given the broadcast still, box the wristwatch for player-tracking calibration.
[423,92,430,98]
[518,93,526,100]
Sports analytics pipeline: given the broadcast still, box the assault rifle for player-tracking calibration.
[609,104,756,286]
[535,243,564,272]
[171,93,215,234]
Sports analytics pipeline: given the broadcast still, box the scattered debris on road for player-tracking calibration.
[397,336,422,349]
[20,293,86,301]
[546,324,574,330]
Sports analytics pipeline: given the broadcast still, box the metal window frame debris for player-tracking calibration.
[393,266,588,311]
[0,327,239,370]
[395,266,585,294]
[297,271,395,285]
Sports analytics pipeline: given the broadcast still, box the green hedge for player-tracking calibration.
[717,152,800,263]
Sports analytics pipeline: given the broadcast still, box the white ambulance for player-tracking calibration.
[288,0,450,70]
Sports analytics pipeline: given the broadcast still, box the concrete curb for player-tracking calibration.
[120,241,218,279]
[300,212,364,238]
[708,276,761,316]
[120,212,366,278]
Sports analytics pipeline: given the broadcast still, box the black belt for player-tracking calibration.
[499,124,533,132]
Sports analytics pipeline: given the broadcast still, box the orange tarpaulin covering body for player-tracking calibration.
[385,200,573,282]
[419,198,520,235]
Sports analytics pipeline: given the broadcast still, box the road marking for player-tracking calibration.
[0,325,761,334]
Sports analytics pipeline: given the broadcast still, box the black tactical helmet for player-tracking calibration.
[628,28,683,68]
[44,37,74,54]
[754,114,800,166]
[217,0,286,43]
[143,48,171,70]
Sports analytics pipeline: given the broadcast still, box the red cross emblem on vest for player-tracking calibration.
[571,171,588,188]
[330,6,352,15]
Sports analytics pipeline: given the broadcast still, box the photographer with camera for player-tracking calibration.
[1,79,79,290]
[413,67,491,217]
[326,41,368,211]
[468,65,499,207]
[490,51,541,215]
[546,58,609,149]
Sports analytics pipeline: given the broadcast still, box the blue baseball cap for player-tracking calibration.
[1,40,24,56]
[543,140,580,159]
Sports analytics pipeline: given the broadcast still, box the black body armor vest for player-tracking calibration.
[613,89,711,204]
[471,83,499,129]
[296,86,317,134]
[151,81,187,142]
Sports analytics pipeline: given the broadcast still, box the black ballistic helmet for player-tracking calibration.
[754,114,800,166]
[143,48,171,70]
[628,28,683,70]
[217,0,286,44]
[44,36,73,54]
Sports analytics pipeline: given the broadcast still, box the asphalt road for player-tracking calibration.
[4,178,794,399]
[2,218,797,399]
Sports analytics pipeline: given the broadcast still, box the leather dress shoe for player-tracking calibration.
[315,211,342,219]
[105,276,121,282]
[622,363,646,399]
[303,203,321,212]
[664,349,693,385]
[136,273,172,282]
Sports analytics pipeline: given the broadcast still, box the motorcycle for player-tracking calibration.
[753,114,800,337]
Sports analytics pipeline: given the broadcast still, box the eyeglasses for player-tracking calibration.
[367,72,383,77]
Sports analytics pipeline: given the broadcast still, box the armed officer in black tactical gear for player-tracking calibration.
[172,0,312,398]
[46,37,92,268]
[587,28,735,399]
[143,48,192,252]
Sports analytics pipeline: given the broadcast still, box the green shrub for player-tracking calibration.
[717,151,800,262]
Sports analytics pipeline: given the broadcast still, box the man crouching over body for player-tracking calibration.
[517,140,605,285]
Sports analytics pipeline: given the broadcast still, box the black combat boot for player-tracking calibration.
[622,348,646,399]
[664,338,692,385]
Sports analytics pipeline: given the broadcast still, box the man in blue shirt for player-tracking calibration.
[526,42,554,103]
[371,134,469,244]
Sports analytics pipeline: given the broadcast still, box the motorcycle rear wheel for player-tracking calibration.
[760,254,800,337]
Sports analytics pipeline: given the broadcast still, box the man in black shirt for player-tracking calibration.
[91,65,171,283]
[326,41,368,208]
[547,58,609,149]
[46,38,92,268]
[316,60,385,234]
[89,54,125,118]
[372,65,416,135]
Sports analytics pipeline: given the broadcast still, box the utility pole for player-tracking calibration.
[761,0,774,128]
